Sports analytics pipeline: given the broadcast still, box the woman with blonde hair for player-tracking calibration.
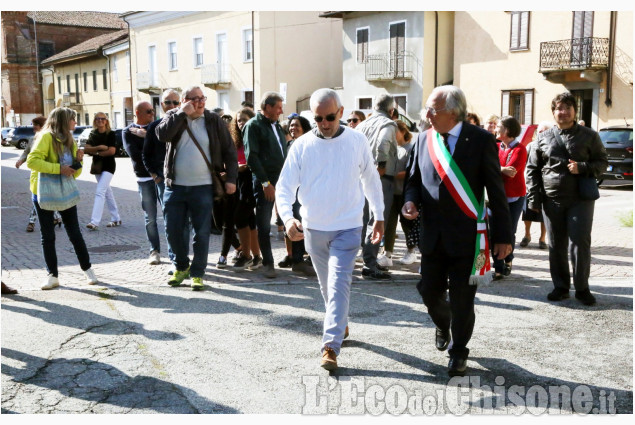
[84,112,121,230]
[26,107,98,289]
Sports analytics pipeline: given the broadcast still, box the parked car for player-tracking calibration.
[73,125,91,140]
[1,127,14,146]
[5,126,35,149]
[598,125,633,184]
[78,127,127,157]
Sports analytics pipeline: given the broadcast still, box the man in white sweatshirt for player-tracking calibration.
[276,88,385,371]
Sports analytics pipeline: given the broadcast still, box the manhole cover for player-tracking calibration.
[87,244,141,254]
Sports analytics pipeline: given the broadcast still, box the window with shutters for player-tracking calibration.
[501,89,534,125]
[83,72,87,92]
[57,76,61,94]
[168,41,178,71]
[571,11,594,66]
[193,37,204,67]
[356,27,369,64]
[102,69,107,90]
[509,11,529,51]
[389,21,406,77]
[93,70,97,91]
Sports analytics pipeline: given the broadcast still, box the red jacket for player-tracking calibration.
[498,140,527,197]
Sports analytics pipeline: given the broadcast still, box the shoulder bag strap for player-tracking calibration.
[184,124,214,173]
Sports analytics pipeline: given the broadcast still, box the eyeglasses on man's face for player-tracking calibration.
[424,106,448,116]
[163,100,180,106]
[145,109,155,114]
[185,96,207,103]
[314,112,338,123]
[347,118,359,124]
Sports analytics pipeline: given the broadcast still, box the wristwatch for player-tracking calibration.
[262,181,271,188]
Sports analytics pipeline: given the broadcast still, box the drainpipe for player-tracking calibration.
[252,11,255,102]
[122,15,134,124]
[605,11,616,107]
[33,11,45,115]
[434,12,439,87]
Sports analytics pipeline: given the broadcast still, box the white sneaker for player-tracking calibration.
[399,251,417,265]
[41,274,60,290]
[377,253,393,267]
[84,268,98,285]
[148,250,161,265]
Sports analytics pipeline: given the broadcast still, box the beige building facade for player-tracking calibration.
[454,11,633,130]
[123,11,343,118]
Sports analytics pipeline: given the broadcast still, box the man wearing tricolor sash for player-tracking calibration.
[402,86,513,377]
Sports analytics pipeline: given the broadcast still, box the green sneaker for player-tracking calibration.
[191,276,204,291]
[168,267,190,287]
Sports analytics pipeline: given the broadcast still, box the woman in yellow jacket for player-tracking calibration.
[27,107,98,289]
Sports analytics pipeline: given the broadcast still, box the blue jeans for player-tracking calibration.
[163,184,213,278]
[304,227,362,355]
[253,178,275,266]
[33,200,91,277]
[492,196,525,272]
[137,180,161,253]
[156,179,190,261]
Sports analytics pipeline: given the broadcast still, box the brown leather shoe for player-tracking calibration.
[1,282,18,295]
[321,346,338,371]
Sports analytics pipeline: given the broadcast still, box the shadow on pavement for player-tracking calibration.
[1,348,239,414]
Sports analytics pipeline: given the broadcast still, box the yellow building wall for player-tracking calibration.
[454,11,633,129]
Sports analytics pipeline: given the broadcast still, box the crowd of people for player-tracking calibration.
[6,85,608,377]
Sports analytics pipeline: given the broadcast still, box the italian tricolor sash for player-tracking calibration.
[427,128,492,285]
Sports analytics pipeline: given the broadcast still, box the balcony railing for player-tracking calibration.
[62,93,79,107]
[201,63,231,87]
[136,71,159,92]
[365,51,416,81]
[539,37,609,72]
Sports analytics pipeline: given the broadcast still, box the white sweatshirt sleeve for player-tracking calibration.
[359,139,384,221]
[275,141,301,226]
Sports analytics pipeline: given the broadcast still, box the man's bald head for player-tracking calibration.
[135,101,155,125]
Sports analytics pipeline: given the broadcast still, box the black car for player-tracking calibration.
[6,126,35,149]
[598,125,633,183]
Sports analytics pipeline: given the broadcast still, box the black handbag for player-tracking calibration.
[553,130,600,201]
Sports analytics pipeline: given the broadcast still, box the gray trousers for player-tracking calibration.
[542,197,595,291]
[362,175,393,269]
[305,227,362,355]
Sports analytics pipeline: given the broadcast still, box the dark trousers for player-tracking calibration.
[33,201,91,277]
[363,176,394,269]
[290,200,305,263]
[542,197,595,292]
[220,193,241,257]
[417,239,477,359]
[491,196,525,273]
[253,178,275,266]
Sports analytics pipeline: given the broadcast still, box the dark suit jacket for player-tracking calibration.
[404,122,512,257]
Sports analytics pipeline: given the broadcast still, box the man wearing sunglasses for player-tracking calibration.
[243,91,287,278]
[123,100,166,267]
[277,88,384,370]
[355,94,400,280]
[142,89,190,275]
[156,85,237,291]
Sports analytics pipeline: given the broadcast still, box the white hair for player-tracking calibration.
[309,88,342,110]
[162,88,180,101]
[430,85,467,122]
[537,120,554,134]
[182,85,204,100]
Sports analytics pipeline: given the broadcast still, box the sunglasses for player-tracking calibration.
[164,100,180,106]
[95,117,107,121]
[145,109,155,114]
[314,113,338,123]
[347,118,359,123]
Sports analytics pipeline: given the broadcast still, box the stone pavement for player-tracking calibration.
[1,145,633,414]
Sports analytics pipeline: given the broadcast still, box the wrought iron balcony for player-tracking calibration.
[201,63,231,88]
[539,37,609,72]
[365,51,416,81]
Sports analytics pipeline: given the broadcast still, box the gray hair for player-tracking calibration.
[162,89,180,102]
[374,93,395,113]
[309,88,342,110]
[431,85,467,122]
[182,85,204,100]
[260,91,284,110]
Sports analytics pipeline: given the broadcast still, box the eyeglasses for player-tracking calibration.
[424,106,448,116]
[314,112,338,123]
[163,100,180,106]
[95,117,107,121]
[347,118,359,124]
[185,96,207,103]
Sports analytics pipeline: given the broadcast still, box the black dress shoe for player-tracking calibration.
[376,264,389,272]
[547,288,570,301]
[435,327,450,351]
[361,267,391,280]
[503,262,512,276]
[448,356,467,377]
[575,289,596,306]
